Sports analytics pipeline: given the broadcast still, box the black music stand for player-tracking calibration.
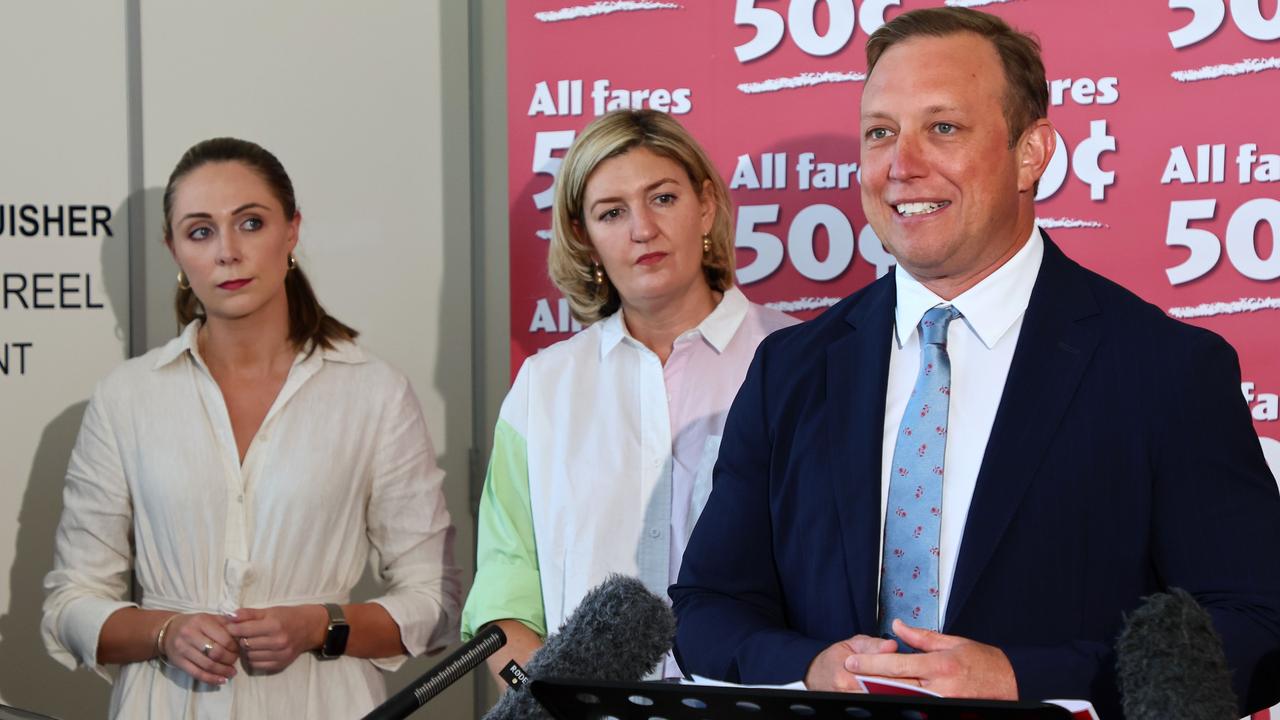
[530,678,1076,719]
[0,705,59,720]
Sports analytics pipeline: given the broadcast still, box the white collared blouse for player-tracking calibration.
[461,287,796,677]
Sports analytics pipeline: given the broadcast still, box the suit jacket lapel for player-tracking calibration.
[827,275,896,633]
[945,237,1102,629]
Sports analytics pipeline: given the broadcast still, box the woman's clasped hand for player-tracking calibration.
[154,605,335,683]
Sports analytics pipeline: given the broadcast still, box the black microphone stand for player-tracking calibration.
[360,624,507,720]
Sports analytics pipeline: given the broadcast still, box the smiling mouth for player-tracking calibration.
[895,201,951,217]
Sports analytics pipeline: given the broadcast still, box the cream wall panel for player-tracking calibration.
[0,2,130,717]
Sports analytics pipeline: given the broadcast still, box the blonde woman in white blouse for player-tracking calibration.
[42,138,460,718]
[461,110,797,687]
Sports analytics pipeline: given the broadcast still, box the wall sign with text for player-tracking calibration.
[507,0,1280,466]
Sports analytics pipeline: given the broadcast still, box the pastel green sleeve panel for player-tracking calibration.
[460,417,547,640]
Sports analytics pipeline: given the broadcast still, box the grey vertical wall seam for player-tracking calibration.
[125,0,146,358]
[467,2,488,717]
[468,5,486,712]
[467,1,487,512]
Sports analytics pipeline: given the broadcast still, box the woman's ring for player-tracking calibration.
[201,643,214,657]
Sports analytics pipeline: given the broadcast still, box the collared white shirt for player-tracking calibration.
[880,228,1045,624]
[462,287,796,678]
[43,321,460,719]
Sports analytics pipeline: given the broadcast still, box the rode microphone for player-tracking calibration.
[361,623,507,720]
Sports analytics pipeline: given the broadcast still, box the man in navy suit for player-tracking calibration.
[671,7,1280,716]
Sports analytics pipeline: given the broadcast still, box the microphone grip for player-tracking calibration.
[361,623,507,720]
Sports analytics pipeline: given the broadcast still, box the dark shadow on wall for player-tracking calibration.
[0,402,108,719]
[0,190,148,717]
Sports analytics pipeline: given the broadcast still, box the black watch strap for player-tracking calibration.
[319,603,349,659]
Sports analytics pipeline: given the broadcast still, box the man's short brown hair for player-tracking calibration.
[865,7,1049,148]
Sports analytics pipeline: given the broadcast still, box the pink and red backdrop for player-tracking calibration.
[506,0,1280,464]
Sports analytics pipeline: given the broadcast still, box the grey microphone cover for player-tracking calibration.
[1116,587,1237,720]
[483,574,675,720]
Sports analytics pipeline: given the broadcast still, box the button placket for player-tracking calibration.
[188,360,251,613]
[639,350,674,595]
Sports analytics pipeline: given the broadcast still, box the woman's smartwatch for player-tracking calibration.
[318,603,349,659]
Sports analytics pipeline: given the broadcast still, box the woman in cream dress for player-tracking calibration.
[43,138,459,718]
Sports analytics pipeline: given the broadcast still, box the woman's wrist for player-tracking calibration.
[310,604,331,651]
[153,613,179,662]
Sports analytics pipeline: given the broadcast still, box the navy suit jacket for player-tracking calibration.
[671,238,1280,716]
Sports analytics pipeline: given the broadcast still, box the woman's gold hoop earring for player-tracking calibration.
[176,270,191,290]
[287,253,297,271]
[702,235,711,255]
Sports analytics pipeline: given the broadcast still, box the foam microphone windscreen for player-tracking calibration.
[1116,587,1237,720]
[482,574,676,720]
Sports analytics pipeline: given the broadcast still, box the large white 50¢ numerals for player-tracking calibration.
[1166,198,1280,285]
[1169,0,1280,49]
[733,0,902,63]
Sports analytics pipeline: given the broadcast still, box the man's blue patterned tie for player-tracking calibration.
[879,305,960,640]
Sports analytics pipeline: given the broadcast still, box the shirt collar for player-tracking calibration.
[894,226,1044,349]
[319,340,366,364]
[152,320,201,370]
[599,286,750,359]
[151,319,367,370]
[696,286,749,353]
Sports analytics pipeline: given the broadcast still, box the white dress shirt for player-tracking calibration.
[42,321,461,719]
[880,228,1044,624]
[462,287,795,678]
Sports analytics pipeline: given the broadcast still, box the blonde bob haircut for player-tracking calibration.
[549,109,736,324]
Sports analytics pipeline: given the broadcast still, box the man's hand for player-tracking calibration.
[226,605,328,674]
[844,619,1017,699]
[804,635,898,692]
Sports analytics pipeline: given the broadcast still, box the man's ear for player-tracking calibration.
[1016,118,1056,193]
